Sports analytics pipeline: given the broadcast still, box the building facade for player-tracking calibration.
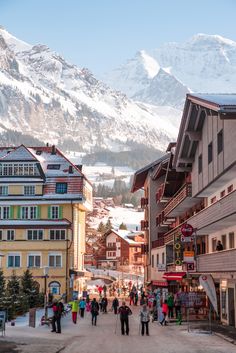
[0,145,92,299]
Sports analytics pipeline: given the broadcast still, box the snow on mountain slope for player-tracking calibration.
[103,33,236,107]
[0,27,180,153]
[152,33,236,93]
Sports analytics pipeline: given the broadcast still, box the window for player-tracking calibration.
[7,230,15,241]
[0,206,10,219]
[21,206,37,219]
[156,254,159,267]
[27,230,43,240]
[229,232,235,249]
[221,234,226,250]
[0,230,2,241]
[49,254,62,267]
[24,185,35,195]
[220,190,225,198]
[212,238,217,252]
[50,230,66,240]
[49,281,61,295]
[0,163,38,176]
[228,184,233,193]
[56,183,67,194]
[28,254,41,268]
[151,255,154,267]
[198,154,202,174]
[107,242,116,248]
[208,142,213,164]
[162,252,165,264]
[217,129,223,154]
[8,254,20,268]
[51,206,59,219]
[47,164,60,170]
[0,186,8,195]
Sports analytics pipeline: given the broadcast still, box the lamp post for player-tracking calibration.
[43,266,49,318]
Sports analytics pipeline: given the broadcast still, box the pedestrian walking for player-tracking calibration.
[112,297,119,315]
[140,304,150,336]
[102,296,108,313]
[160,300,168,326]
[51,299,64,333]
[134,292,138,306]
[79,298,86,318]
[167,293,174,318]
[69,299,79,324]
[91,298,99,326]
[86,300,91,313]
[129,291,134,305]
[118,301,132,335]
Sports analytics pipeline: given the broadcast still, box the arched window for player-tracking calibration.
[48,281,61,295]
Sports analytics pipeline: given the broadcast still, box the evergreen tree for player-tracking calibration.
[0,270,6,310]
[105,219,112,231]
[6,271,21,319]
[97,221,106,233]
[21,269,41,308]
[119,222,127,230]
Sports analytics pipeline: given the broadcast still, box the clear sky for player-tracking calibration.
[1,0,236,75]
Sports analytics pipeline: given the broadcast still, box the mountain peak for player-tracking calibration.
[135,50,160,78]
[187,33,236,47]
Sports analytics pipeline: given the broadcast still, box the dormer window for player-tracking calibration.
[0,163,38,176]
[56,183,67,194]
[47,164,61,170]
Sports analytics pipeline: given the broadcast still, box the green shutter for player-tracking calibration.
[37,206,41,219]
[59,206,63,219]
[48,206,51,219]
[9,206,14,219]
[17,206,21,219]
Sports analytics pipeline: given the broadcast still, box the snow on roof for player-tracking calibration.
[188,93,236,111]
[111,229,144,244]
[0,145,37,161]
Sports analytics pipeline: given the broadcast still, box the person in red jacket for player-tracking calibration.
[160,299,168,326]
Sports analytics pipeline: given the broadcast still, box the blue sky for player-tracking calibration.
[1,0,236,75]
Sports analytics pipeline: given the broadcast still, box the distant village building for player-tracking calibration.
[96,229,144,274]
[0,145,92,299]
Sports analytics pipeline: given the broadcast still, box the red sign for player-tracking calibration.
[181,223,193,237]
[152,281,168,287]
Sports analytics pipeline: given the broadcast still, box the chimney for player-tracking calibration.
[68,165,73,174]
[76,164,83,171]
[51,145,56,155]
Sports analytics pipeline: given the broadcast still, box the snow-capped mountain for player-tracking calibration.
[103,33,236,106]
[0,27,180,154]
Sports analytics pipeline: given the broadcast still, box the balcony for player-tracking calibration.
[140,197,148,209]
[152,238,164,248]
[197,248,236,272]
[188,189,236,235]
[164,183,199,217]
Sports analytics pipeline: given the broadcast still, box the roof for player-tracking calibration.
[107,229,144,245]
[131,154,169,192]
[173,93,236,171]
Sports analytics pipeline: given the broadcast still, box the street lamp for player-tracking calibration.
[43,266,49,318]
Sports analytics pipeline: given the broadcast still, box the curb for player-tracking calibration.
[213,332,236,345]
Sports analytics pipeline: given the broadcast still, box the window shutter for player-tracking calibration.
[48,206,51,219]
[10,206,14,219]
[37,205,41,219]
[59,206,63,219]
[17,206,21,219]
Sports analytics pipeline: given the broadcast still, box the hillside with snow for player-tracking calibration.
[0,26,181,156]
[102,34,236,106]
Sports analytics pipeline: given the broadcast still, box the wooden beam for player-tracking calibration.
[176,167,192,172]
[185,131,202,141]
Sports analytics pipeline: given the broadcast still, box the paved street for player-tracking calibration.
[2,305,236,353]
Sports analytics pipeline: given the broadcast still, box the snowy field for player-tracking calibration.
[89,206,144,231]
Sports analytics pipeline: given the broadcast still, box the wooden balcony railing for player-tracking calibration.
[141,220,149,231]
[164,183,192,216]
[152,238,165,248]
[140,197,149,209]
[197,248,236,272]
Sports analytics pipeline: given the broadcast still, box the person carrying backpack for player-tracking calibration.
[118,301,132,335]
[51,299,64,333]
[91,298,99,326]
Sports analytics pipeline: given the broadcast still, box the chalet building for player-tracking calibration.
[96,229,145,274]
[0,145,92,299]
[132,94,236,328]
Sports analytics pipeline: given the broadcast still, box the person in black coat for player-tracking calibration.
[118,301,132,335]
[112,297,119,314]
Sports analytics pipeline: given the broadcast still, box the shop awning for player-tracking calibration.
[163,272,186,281]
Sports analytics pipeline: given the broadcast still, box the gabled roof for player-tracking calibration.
[0,145,38,161]
[106,229,144,245]
[173,93,236,171]
[131,154,168,192]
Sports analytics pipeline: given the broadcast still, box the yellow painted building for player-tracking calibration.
[0,145,92,299]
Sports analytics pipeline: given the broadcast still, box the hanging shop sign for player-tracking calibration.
[183,250,195,263]
[186,262,195,271]
[174,231,182,266]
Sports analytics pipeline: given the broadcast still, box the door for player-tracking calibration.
[228,288,235,326]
